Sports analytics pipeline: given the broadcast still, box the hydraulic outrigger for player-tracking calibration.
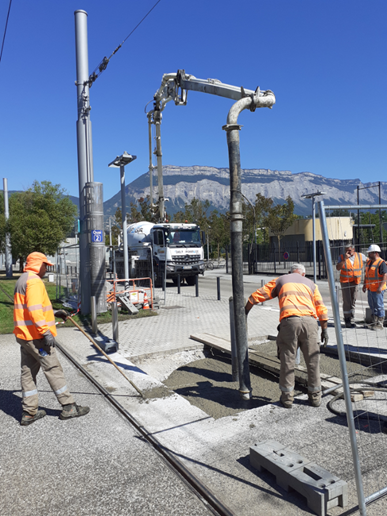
[146,69,276,399]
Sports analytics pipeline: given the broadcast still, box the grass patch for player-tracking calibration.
[0,274,157,335]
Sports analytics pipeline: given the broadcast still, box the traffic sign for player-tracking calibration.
[91,230,103,242]
[283,251,289,260]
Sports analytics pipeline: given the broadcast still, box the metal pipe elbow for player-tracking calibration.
[227,90,276,125]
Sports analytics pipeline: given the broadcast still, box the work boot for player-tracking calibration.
[20,409,46,426]
[60,403,90,420]
[371,317,384,331]
[344,318,353,329]
[279,394,293,409]
[308,393,321,408]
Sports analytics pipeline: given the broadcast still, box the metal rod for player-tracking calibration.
[120,164,129,287]
[317,199,366,516]
[112,301,119,343]
[91,296,97,334]
[217,277,221,301]
[177,274,181,294]
[365,486,387,505]
[312,197,316,284]
[325,204,387,210]
[2,178,12,278]
[195,275,199,297]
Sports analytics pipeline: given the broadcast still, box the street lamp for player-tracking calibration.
[301,191,326,283]
[108,152,137,285]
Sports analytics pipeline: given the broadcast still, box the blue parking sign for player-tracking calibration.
[91,230,103,242]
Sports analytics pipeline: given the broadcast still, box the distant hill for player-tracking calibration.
[102,165,387,219]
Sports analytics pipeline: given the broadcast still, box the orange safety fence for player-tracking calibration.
[106,277,154,310]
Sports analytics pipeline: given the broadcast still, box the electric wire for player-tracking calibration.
[88,0,162,86]
[0,0,12,64]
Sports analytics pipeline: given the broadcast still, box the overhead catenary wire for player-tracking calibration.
[87,0,162,87]
[0,0,13,64]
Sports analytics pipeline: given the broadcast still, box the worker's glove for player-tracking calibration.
[54,309,70,321]
[43,331,56,348]
[320,328,329,348]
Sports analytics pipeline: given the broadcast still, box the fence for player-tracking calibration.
[55,244,81,310]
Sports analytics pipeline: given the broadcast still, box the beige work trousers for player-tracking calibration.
[17,337,74,415]
[341,281,358,320]
[276,316,321,402]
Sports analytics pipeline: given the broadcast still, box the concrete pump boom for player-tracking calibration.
[146,69,275,221]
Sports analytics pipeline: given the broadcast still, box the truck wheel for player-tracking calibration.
[185,276,196,286]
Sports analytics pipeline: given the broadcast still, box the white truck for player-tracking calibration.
[115,221,205,287]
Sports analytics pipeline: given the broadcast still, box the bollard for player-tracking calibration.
[177,274,181,294]
[91,296,97,335]
[162,274,165,292]
[112,301,119,344]
[217,276,221,301]
[229,297,239,382]
[195,275,199,297]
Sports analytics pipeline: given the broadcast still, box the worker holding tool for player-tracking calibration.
[13,252,90,426]
[362,244,387,331]
[245,263,329,409]
[336,244,366,328]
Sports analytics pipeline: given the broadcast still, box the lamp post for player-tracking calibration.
[108,152,137,285]
[301,191,325,283]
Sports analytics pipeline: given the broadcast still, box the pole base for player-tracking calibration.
[239,389,251,400]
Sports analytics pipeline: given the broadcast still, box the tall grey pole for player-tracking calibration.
[3,178,12,277]
[312,197,316,284]
[317,200,366,516]
[120,164,129,284]
[75,10,93,314]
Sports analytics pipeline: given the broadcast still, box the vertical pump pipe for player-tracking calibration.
[74,10,93,314]
[120,163,129,284]
[148,113,154,208]
[154,109,165,222]
[3,178,12,277]
[223,90,275,400]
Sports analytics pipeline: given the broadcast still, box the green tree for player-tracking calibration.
[128,195,156,223]
[264,195,296,259]
[8,181,77,266]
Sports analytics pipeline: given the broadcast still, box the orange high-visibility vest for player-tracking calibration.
[365,257,387,292]
[13,271,57,341]
[249,273,328,322]
[339,252,364,285]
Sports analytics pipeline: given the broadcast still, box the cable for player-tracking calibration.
[0,0,12,64]
[87,0,162,86]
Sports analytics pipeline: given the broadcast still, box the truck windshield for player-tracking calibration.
[167,229,201,247]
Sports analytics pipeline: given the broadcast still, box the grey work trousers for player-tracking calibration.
[17,337,74,415]
[276,316,321,402]
[341,281,358,320]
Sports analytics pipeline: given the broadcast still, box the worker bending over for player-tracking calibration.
[245,263,329,409]
[14,252,90,426]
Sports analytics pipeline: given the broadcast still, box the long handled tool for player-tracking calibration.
[68,316,144,398]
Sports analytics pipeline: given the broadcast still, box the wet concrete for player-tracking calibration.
[162,343,382,420]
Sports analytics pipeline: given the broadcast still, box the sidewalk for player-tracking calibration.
[1,271,387,515]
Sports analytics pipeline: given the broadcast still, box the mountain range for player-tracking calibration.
[102,165,387,220]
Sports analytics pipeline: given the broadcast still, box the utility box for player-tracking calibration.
[48,274,55,283]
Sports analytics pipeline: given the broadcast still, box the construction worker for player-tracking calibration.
[14,252,90,426]
[362,244,387,331]
[245,263,329,409]
[336,244,366,328]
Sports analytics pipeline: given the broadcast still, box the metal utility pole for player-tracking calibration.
[75,10,106,314]
[108,152,137,286]
[3,178,12,277]
[301,191,325,283]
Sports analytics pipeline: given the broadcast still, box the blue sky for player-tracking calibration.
[1,0,386,202]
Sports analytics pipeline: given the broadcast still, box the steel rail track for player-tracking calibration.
[56,341,234,516]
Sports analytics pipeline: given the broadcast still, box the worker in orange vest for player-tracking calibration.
[362,244,387,331]
[14,252,90,426]
[245,263,328,409]
[336,244,366,328]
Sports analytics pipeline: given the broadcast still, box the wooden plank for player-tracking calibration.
[190,333,231,352]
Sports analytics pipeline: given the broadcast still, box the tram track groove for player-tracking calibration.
[55,340,233,516]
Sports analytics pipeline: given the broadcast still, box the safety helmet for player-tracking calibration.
[367,244,381,253]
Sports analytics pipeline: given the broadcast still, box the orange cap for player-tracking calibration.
[24,252,54,273]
